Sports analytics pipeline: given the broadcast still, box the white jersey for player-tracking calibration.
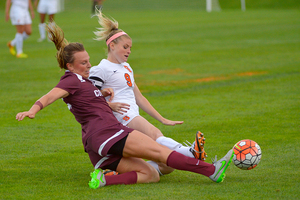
[89,59,139,125]
[11,0,28,9]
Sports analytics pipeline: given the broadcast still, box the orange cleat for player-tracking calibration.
[103,169,118,176]
[7,41,16,56]
[191,131,207,161]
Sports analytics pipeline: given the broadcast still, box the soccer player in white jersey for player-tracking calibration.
[5,0,34,58]
[89,11,207,175]
[34,0,58,42]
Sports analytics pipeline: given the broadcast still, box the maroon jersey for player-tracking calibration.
[55,71,125,147]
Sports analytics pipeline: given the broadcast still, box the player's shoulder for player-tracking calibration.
[91,59,113,72]
[64,71,86,82]
[60,71,74,80]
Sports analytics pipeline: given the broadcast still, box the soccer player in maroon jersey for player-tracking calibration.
[16,23,234,189]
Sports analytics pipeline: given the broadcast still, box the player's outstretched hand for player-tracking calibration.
[161,119,184,126]
[16,111,35,121]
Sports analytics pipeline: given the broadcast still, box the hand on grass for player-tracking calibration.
[16,111,35,121]
[161,119,184,126]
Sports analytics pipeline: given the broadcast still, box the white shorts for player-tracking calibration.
[10,5,32,25]
[37,0,58,15]
[113,103,139,126]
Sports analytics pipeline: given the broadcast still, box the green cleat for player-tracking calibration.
[209,149,234,183]
[89,169,106,189]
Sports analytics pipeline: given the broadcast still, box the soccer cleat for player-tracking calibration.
[209,149,234,183]
[16,53,28,58]
[103,169,118,176]
[89,169,106,189]
[191,131,207,161]
[7,41,16,56]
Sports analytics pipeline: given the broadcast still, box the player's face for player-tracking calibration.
[68,51,91,79]
[109,37,132,64]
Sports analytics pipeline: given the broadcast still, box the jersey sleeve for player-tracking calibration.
[89,65,106,90]
[55,74,80,95]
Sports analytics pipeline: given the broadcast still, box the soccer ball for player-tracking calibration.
[233,139,262,170]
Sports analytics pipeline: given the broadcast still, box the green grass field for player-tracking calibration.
[1,0,300,199]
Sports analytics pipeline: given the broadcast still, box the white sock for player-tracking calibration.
[147,161,163,176]
[173,144,194,158]
[11,33,17,46]
[22,32,29,40]
[38,23,46,39]
[15,33,23,55]
[156,136,194,158]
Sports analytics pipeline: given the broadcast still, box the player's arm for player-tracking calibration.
[5,0,11,22]
[34,0,39,9]
[16,87,69,121]
[133,83,183,126]
[28,0,35,19]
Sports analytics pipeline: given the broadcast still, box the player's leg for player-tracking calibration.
[40,13,46,23]
[126,118,176,174]
[38,13,46,42]
[89,157,160,189]
[146,160,174,175]
[128,116,205,159]
[127,116,163,140]
[8,7,26,57]
[15,8,31,58]
[123,130,233,182]
[15,25,27,58]
[23,24,32,38]
[48,14,55,22]
[117,157,160,183]
[90,130,233,188]
[88,132,160,189]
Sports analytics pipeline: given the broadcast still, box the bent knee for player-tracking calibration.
[138,165,160,183]
[150,127,163,140]
[148,166,160,183]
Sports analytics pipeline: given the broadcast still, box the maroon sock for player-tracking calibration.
[166,151,215,177]
[105,171,137,185]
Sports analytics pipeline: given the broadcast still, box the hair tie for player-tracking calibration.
[106,32,127,46]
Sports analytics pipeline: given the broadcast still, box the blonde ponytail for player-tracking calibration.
[93,9,131,48]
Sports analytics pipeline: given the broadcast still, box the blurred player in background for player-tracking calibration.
[34,0,58,42]
[89,10,208,175]
[5,0,34,58]
[92,0,104,14]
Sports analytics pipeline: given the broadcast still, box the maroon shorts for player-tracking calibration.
[85,123,134,170]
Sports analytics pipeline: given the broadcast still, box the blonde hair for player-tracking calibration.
[93,10,131,50]
[46,22,85,70]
